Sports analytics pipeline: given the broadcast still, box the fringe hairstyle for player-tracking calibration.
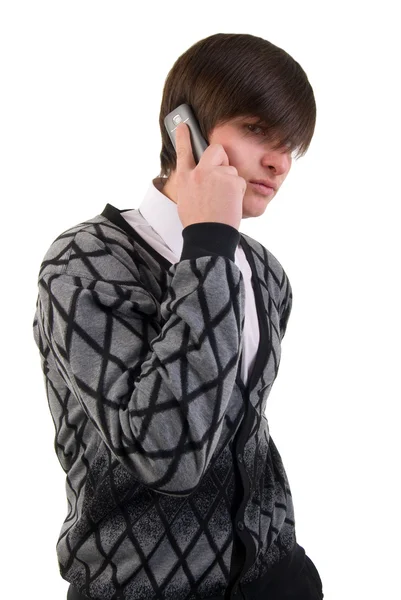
[158,33,316,178]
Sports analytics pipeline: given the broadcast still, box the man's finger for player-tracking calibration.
[175,122,196,172]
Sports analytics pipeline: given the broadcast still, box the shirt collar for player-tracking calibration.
[137,176,184,258]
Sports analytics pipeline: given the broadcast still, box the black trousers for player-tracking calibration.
[67,550,323,600]
[256,554,324,599]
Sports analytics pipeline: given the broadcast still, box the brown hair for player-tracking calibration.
[158,33,316,178]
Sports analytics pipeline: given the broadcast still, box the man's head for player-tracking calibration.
[158,33,316,217]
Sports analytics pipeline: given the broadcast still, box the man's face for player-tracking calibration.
[207,116,293,218]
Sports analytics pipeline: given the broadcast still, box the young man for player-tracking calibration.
[33,33,322,600]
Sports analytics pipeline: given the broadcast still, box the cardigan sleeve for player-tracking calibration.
[33,228,245,497]
[279,269,293,342]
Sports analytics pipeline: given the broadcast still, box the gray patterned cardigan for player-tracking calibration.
[32,203,301,600]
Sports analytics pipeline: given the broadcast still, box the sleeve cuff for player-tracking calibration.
[180,222,240,262]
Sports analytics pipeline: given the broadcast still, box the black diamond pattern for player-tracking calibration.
[33,208,295,600]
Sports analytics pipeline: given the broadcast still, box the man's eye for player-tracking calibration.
[246,124,293,154]
[247,124,265,136]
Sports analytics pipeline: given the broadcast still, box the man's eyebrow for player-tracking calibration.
[235,115,262,122]
[242,115,262,121]
[248,116,269,127]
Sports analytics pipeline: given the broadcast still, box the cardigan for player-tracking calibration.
[32,198,303,600]
[123,176,263,388]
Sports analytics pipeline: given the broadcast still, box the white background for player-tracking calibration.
[1,2,400,599]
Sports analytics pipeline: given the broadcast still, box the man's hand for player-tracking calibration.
[174,122,246,230]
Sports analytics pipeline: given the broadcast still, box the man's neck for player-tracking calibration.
[161,173,177,205]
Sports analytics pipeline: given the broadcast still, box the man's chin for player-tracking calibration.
[242,195,273,218]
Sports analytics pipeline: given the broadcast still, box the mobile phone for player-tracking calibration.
[164,104,209,164]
